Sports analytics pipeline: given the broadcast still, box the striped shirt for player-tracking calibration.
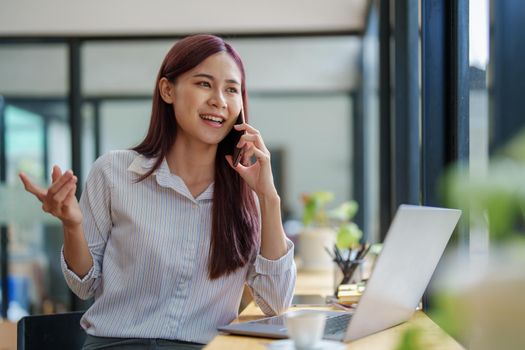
[60,150,296,344]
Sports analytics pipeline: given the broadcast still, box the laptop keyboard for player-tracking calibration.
[250,312,352,336]
[324,313,352,336]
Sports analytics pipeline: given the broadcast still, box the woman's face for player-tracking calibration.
[161,52,243,147]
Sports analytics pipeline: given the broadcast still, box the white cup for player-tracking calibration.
[285,311,326,350]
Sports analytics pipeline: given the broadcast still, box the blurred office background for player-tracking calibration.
[0,0,524,330]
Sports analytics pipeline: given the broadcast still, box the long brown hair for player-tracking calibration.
[132,35,260,279]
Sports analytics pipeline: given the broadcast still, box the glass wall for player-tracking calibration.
[0,43,71,319]
[468,0,490,258]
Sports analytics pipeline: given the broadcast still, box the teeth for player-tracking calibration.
[200,114,223,124]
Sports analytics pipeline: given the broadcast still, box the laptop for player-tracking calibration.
[218,205,461,342]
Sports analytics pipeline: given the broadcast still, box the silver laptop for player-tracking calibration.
[218,205,461,342]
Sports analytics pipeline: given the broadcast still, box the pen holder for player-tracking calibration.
[326,244,370,297]
[333,259,364,297]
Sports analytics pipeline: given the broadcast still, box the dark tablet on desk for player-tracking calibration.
[291,294,326,306]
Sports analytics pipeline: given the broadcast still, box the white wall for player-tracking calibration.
[0,0,367,36]
[249,95,352,217]
[99,101,151,153]
[0,45,68,95]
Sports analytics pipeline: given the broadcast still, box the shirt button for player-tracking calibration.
[192,204,198,209]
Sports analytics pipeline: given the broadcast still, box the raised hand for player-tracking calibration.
[19,166,83,227]
[225,123,278,200]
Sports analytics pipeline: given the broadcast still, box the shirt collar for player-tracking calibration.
[127,154,156,175]
[127,154,214,202]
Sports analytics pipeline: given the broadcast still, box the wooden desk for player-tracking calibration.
[0,321,16,350]
[206,306,463,349]
[205,271,465,350]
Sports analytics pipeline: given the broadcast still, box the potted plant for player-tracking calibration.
[298,191,363,274]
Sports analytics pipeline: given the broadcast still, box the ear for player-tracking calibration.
[158,77,175,104]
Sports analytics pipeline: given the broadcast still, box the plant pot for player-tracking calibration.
[298,227,336,271]
[434,246,525,349]
[465,273,525,350]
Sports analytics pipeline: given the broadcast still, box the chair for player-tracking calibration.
[17,311,86,350]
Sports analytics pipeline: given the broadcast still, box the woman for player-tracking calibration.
[19,34,296,349]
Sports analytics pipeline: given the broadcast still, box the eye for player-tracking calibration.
[197,81,211,88]
[226,87,239,94]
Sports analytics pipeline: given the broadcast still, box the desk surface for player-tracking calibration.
[205,271,465,350]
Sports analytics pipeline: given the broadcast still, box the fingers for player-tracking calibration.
[231,123,271,169]
[44,175,77,212]
[19,172,46,202]
[245,146,270,165]
[241,147,252,166]
[52,176,77,204]
[237,135,269,164]
[234,124,269,154]
[226,153,247,169]
[236,133,259,148]
[47,170,74,198]
[52,165,62,183]
[234,123,259,134]
[230,146,270,171]
[64,185,78,205]
[20,166,80,225]
[241,143,257,166]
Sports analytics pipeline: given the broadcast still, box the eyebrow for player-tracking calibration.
[192,73,240,85]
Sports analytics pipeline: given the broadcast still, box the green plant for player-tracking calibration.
[301,191,335,227]
[301,191,362,249]
[443,130,525,242]
[419,129,525,349]
[394,327,424,350]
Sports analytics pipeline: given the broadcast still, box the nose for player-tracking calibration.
[208,89,227,109]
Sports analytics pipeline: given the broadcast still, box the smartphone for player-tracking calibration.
[291,294,327,307]
[232,108,245,167]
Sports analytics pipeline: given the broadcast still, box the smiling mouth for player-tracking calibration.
[200,114,224,125]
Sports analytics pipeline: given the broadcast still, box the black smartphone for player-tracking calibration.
[232,108,245,167]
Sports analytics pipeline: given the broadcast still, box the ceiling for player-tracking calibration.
[0,0,369,37]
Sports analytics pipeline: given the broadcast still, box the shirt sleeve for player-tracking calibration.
[245,238,297,316]
[60,154,113,300]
